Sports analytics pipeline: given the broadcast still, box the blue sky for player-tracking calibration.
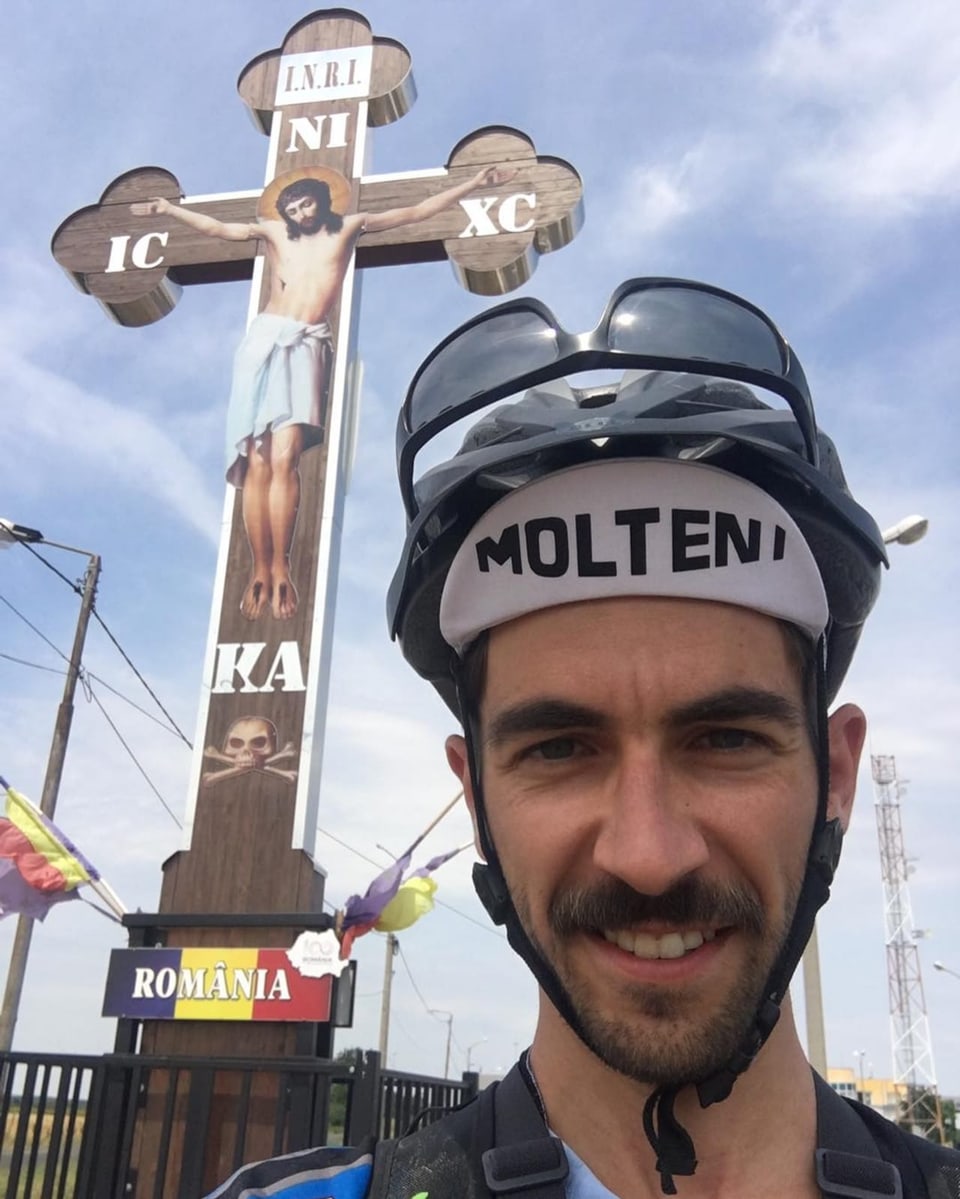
[2,0,959,1094]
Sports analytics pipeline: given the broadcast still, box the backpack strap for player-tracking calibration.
[481,1059,569,1197]
[814,1072,905,1198]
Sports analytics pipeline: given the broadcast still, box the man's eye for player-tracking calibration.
[697,728,764,751]
[529,737,579,761]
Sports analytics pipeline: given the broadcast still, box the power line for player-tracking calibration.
[318,825,388,872]
[0,652,66,677]
[9,540,193,747]
[0,593,71,666]
[86,684,183,829]
[0,648,190,741]
[86,668,189,740]
[16,538,83,595]
[396,941,435,1016]
[90,608,192,748]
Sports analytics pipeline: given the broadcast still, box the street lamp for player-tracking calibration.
[465,1037,487,1073]
[429,1009,454,1079]
[933,961,960,982]
[881,515,929,546]
[801,511,929,1077]
[0,517,102,1052]
[853,1049,868,1094]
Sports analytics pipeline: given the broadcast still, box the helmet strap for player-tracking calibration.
[454,669,597,1048]
[697,634,841,1107]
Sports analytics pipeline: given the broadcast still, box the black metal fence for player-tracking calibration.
[0,1049,477,1198]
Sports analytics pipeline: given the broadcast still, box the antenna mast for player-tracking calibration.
[872,753,945,1141]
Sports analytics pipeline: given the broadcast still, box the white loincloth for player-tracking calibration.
[225,313,333,485]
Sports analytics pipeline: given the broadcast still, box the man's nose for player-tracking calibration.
[591,745,710,896]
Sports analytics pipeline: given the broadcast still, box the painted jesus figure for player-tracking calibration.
[132,164,514,620]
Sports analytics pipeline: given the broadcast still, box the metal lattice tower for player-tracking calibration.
[871,753,945,1141]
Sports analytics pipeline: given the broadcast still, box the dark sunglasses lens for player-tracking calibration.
[409,308,561,433]
[609,285,786,375]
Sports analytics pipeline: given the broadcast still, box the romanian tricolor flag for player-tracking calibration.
[0,778,99,921]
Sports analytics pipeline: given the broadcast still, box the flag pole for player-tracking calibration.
[89,877,128,921]
[400,790,463,861]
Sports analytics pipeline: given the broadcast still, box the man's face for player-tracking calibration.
[283,194,322,233]
[459,596,823,1086]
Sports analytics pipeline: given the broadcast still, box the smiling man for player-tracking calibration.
[207,280,959,1197]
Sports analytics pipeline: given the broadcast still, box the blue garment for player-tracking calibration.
[204,1140,373,1199]
[564,1142,619,1199]
[203,1135,614,1199]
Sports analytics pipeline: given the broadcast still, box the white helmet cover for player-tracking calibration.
[440,459,828,652]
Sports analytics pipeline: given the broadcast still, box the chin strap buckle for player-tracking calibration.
[812,817,844,885]
[473,862,512,925]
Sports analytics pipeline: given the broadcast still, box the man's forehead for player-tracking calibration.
[481,595,805,706]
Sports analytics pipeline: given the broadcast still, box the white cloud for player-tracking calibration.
[0,346,221,545]
[762,0,960,215]
[613,159,697,238]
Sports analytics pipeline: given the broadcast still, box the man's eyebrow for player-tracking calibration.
[484,699,607,748]
[667,687,805,729]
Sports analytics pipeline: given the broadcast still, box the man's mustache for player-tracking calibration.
[548,876,765,938]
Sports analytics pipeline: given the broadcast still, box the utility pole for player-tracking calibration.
[430,1009,453,1078]
[0,551,101,1052]
[378,933,397,1063]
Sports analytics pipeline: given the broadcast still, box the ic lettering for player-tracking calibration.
[104,230,169,274]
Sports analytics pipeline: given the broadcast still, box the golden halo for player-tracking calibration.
[258,166,353,222]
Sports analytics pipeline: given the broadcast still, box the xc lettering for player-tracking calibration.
[458,192,538,238]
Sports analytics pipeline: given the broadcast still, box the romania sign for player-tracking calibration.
[103,947,332,1022]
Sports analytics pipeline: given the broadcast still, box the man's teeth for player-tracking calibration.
[602,928,717,960]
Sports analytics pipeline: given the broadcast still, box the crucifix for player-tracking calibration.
[54,0,580,1073]
[53,11,582,1188]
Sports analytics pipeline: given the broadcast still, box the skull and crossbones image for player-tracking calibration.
[202,716,298,786]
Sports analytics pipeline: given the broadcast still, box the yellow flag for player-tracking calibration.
[374,877,437,932]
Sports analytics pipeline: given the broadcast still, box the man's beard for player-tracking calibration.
[516,874,797,1088]
[284,213,324,239]
[297,213,324,235]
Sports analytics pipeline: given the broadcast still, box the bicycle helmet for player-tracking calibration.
[386,279,887,1193]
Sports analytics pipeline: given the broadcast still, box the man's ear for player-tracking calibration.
[445,734,485,859]
[826,703,867,832]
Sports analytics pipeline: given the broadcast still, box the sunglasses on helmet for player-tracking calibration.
[397,277,818,519]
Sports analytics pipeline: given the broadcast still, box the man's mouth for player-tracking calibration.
[601,928,719,960]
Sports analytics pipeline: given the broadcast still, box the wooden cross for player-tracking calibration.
[52,10,582,1185]
[54,0,580,995]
